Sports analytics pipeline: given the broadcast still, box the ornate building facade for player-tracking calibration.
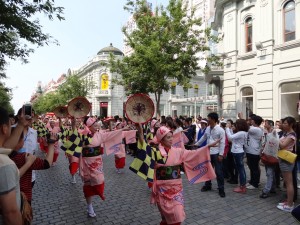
[213,0,300,120]
[71,44,125,117]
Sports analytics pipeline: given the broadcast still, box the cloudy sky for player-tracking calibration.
[6,0,168,112]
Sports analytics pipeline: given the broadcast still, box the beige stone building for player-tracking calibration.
[213,0,300,120]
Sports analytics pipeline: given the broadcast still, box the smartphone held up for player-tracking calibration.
[23,103,32,119]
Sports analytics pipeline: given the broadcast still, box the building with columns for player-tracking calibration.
[213,0,300,120]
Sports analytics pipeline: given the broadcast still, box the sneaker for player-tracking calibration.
[277,203,294,212]
[87,212,96,217]
[201,186,212,192]
[259,192,269,199]
[233,186,246,194]
[180,171,185,175]
[298,185,300,189]
[277,201,287,206]
[246,185,258,190]
[117,169,121,174]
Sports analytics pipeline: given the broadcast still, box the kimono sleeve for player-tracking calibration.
[61,129,87,158]
[129,140,164,182]
[183,146,216,184]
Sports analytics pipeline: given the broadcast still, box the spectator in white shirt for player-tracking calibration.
[195,112,226,198]
[226,119,249,194]
[244,115,264,190]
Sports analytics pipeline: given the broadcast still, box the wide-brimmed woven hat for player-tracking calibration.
[53,106,68,118]
[125,93,154,124]
[67,97,91,118]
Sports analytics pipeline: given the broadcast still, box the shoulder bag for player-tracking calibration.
[277,149,297,164]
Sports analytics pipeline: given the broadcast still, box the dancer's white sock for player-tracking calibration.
[87,204,94,213]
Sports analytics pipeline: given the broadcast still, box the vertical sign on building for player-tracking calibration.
[100,74,109,94]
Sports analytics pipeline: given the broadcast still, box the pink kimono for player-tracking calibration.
[130,142,215,225]
[80,130,122,200]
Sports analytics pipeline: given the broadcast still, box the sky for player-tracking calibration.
[5,0,168,112]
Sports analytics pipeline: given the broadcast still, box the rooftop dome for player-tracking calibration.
[97,43,124,56]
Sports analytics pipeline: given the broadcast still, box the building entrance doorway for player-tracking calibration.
[100,102,108,118]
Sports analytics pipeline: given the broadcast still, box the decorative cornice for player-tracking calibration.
[274,39,300,51]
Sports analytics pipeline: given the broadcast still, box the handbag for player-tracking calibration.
[277,149,297,164]
[20,192,33,225]
[260,153,278,166]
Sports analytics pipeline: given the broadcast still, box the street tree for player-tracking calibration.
[33,92,61,115]
[109,0,220,116]
[33,74,95,114]
[0,83,14,114]
[0,0,64,79]
[57,74,96,102]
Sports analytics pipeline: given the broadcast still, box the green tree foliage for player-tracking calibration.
[109,0,220,116]
[0,0,64,78]
[0,83,14,114]
[57,74,95,103]
[0,0,64,110]
[33,92,61,115]
[33,74,95,114]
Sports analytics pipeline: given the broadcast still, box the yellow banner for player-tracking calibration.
[101,74,109,90]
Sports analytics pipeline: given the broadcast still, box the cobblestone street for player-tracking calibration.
[31,150,298,225]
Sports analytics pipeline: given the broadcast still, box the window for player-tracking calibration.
[283,1,295,42]
[183,87,188,98]
[208,83,216,96]
[170,81,176,95]
[241,87,253,119]
[245,17,253,52]
[171,86,176,95]
[280,81,300,118]
[194,84,199,97]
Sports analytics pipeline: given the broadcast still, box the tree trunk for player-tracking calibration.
[154,91,161,118]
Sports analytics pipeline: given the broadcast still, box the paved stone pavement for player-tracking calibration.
[31,150,299,225]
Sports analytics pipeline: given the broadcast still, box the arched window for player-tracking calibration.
[194,84,199,97]
[245,17,253,52]
[283,1,295,42]
[241,87,253,119]
[170,81,176,95]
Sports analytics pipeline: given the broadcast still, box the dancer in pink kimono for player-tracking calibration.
[80,117,125,218]
[130,125,219,225]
